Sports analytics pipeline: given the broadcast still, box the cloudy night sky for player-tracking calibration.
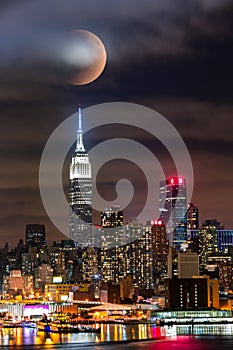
[0,0,233,246]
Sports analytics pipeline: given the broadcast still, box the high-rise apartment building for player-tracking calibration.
[100,207,125,284]
[127,222,154,294]
[199,220,220,271]
[186,203,199,253]
[187,203,199,231]
[21,247,38,276]
[34,263,53,290]
[159,177,187,249]
[101,207,123,228]
[25,224,46,248]
[218,230,233,253]
[82,246,99,280]
[100,206,124,249]
[69,106,92,247]
[49,245,65,277]
[151,220,169,282]
[99,212,155,293]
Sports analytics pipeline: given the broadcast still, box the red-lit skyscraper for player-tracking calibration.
[159,177,187,249]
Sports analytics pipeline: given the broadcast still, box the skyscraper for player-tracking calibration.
[159,177,187,248]
[199,219,220,271]
[69,106,92,247]
[187,203,199,231]
[151,219,169,282]
[100,207,124,284]
[187,203,199,253]
[25,224,46,248]
[101,206,123,229]
[129,222,154,293]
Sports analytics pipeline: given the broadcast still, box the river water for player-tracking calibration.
[0,324,233,349]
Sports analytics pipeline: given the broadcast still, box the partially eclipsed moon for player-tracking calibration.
[64,30,107,85]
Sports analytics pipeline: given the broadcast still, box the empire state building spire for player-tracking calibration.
[75,105,85,153]
[69,104,92,247]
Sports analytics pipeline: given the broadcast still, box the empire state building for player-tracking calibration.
[69,106,92,246]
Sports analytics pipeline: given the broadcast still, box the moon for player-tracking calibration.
[63,30,107,85]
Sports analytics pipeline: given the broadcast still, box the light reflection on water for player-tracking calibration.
[0,324,233,346]
[99,323,166,342]
[0,327,100,346]
[174,324,233,335]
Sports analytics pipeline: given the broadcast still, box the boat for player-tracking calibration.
[48,321,100,334]
[3,320,22,328]
[70,324,101,334]
[37,319,101,334]
[49,321,71,333]
[22,321,37,328]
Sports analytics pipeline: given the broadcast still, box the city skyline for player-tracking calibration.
[1,206,233,297]
[0,0,233,245]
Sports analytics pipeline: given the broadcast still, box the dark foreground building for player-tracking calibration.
[165,276,219,309]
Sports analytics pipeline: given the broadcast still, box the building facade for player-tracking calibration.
[25,224,46,248]
[167,248,199,279]
[165,276,219,309]
[218,230,233,253]
[159,177,187,249]
[187,203,199,231]
[151,220,169,283]
[69,107,92,247]
[199,220,220,271]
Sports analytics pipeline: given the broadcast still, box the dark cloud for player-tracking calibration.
[0,187,66,247]
[145,98,233,141]
[185,137,233,156]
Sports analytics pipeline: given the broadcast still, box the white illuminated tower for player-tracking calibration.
[69,106,92,246]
